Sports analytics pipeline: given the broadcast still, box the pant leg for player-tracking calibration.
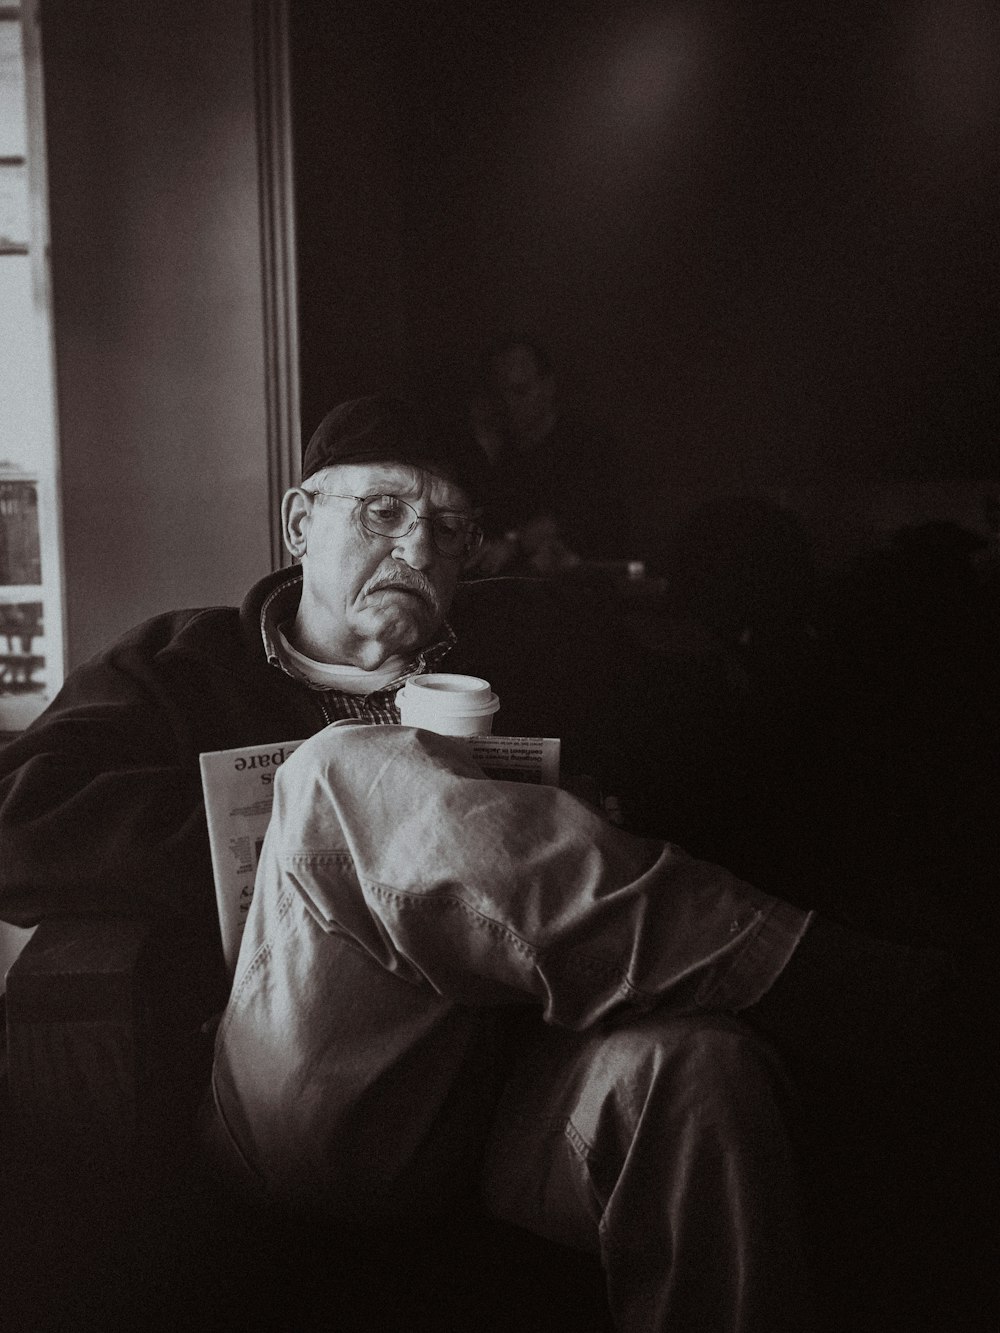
[210,724,816,1290]
[481,1012,816,1333]
[255,725,811,1026]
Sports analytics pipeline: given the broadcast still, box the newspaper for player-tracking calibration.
[199,740,306,975]
[199,731,560,975]
[466,734,560,785]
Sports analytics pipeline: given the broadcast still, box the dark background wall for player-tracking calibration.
[292,0,998,569]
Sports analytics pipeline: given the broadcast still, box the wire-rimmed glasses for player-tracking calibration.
[304,491,483,560]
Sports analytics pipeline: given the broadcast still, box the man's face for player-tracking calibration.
[282,461,471,670]
[491,345,556,446]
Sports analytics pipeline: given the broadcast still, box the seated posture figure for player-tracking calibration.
[467,337,629,577]
[0,395,959,1333]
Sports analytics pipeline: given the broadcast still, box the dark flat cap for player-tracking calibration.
[301,394,489,504]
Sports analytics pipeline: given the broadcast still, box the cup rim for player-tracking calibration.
[402,673,493,696]
[398,694,500,717]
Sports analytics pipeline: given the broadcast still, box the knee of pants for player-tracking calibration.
[574,1012,792,1162]
[481,1012,792,1246]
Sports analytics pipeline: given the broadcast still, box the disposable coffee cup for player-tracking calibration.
[396,673,500,737]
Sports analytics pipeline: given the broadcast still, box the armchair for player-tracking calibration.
[5,915,206,1181]
[4,914,612,1332]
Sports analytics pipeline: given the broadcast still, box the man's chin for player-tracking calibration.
[358,606,439,659]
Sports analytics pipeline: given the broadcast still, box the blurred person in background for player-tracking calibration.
[469,337,630,576]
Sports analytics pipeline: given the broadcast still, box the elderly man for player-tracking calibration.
[0,395,958,1333]
[0,397,628,1002]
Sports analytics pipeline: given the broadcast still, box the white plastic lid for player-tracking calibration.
[397,673,500,717]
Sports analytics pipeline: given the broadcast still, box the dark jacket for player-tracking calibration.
[0,569,648,983]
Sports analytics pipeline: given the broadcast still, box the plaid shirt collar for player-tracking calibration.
[260,568,457,705]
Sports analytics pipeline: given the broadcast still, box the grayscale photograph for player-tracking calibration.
[1,3,996,1330]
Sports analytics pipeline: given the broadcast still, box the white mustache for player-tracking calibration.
[364,564,440,615]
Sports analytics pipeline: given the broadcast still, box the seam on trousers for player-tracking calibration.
[564,1118,614,1236]
[217,886,294,1031]
[689,908,767,1008]
[366,879,541,957]
[217,939,273,1040]
[287,851,356,866]
[695,902,813,1011]
[564,1118,595,1161]
[207,1069,268,1191]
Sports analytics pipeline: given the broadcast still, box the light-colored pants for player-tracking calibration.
[204,724,815,1331]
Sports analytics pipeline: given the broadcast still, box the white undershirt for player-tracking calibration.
[276,624,405,694]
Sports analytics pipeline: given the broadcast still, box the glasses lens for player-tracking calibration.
[361,495,411,535]
[431,513,476,557]
[360,494,481,559]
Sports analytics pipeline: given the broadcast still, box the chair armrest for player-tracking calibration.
[5,915,153,1179]
[5,915,213,1187]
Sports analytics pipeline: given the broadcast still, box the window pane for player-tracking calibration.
[1,6,64,731]
[0,18,27,159]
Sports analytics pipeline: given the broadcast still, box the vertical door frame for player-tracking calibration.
[254,0,301,571]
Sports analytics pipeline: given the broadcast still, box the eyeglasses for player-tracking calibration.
[303,491,483,560]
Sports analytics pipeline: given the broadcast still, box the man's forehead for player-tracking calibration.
[311,460,472,508]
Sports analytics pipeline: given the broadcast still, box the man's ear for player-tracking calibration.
[282,487,312,560]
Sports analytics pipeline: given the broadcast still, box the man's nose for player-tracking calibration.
[390,519,438,569]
